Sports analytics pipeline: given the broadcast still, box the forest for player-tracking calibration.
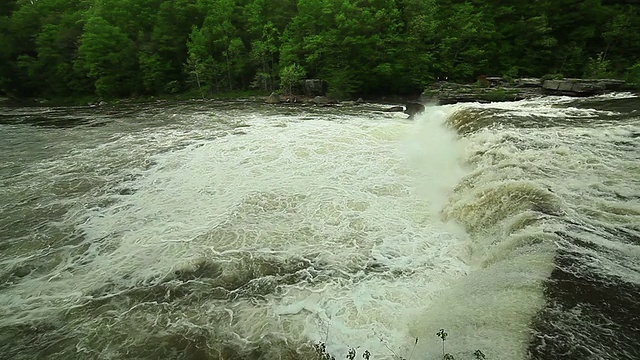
[1,0,639,100]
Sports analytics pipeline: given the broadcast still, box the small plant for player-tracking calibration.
[475,75,490,88]
[474,349,486,359]
[347,348,356,360]
[279,63,305,95]
[584,52,612,79]
[625,61,640,89]
[362,350,371,360]
[313,342,335,360]
[436,329,455,360]
[502,66,519,82]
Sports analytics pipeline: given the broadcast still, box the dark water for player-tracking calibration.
[0,95,638,359]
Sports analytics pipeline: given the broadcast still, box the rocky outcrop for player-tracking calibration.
[422,77,627,104]
[542,79,625,96]
[421,81,537,104]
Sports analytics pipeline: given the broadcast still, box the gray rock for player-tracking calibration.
[514,78,542,87]
[542,79,623,95]
[265,92,281,104]
[542,80,561,91]
[404,102,426,119]
[303,79,328,96]
[557,81,574,92]
[311,96,331,105]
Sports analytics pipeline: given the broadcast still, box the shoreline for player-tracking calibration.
[1,78,636,109]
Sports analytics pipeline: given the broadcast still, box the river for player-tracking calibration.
[0,95,638,359]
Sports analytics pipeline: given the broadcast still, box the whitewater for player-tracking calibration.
[0,94,638,359]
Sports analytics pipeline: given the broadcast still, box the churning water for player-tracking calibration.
[0,95,638,360]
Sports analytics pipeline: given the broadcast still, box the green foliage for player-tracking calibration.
[324,66,361,99]
[541,73,565,80]
[482,89,520,102]
[1,0,639,99]
[625,62,640,89]
[279,63,305,94]
[76,15,137,97]
[502,67,519,82]
[436,328,450,359]
[584,52,612,79]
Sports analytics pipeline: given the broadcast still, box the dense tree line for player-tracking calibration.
[1,0,639,99]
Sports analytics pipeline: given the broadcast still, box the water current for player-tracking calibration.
[0,95,638,359]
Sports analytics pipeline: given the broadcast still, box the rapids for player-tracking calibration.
[0,94,638,359]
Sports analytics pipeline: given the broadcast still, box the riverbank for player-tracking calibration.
[2,77,637,109]
[0,90,273,108]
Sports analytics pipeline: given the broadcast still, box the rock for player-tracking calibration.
[423,77,627,105]
[514,78,542,87]
[12,265,33,278]
[486,77,506,87]
[404,102,426,119]
[356,98,364,104]
[422,84,537,104]
[265,92,281,104]
[598,79,626,90]
[302,79,328,96]
[311,96,335,105]
[542,79,622,96]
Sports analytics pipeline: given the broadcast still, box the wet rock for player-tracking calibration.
[404,102,426,118]
[310,95,336,105]
[265,92,281,104]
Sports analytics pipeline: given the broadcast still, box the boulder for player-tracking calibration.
[486,77,507,87]
[404,102,425,118]
[302,79,328,96]
[310,95,337,105]
[265,92,281,104]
